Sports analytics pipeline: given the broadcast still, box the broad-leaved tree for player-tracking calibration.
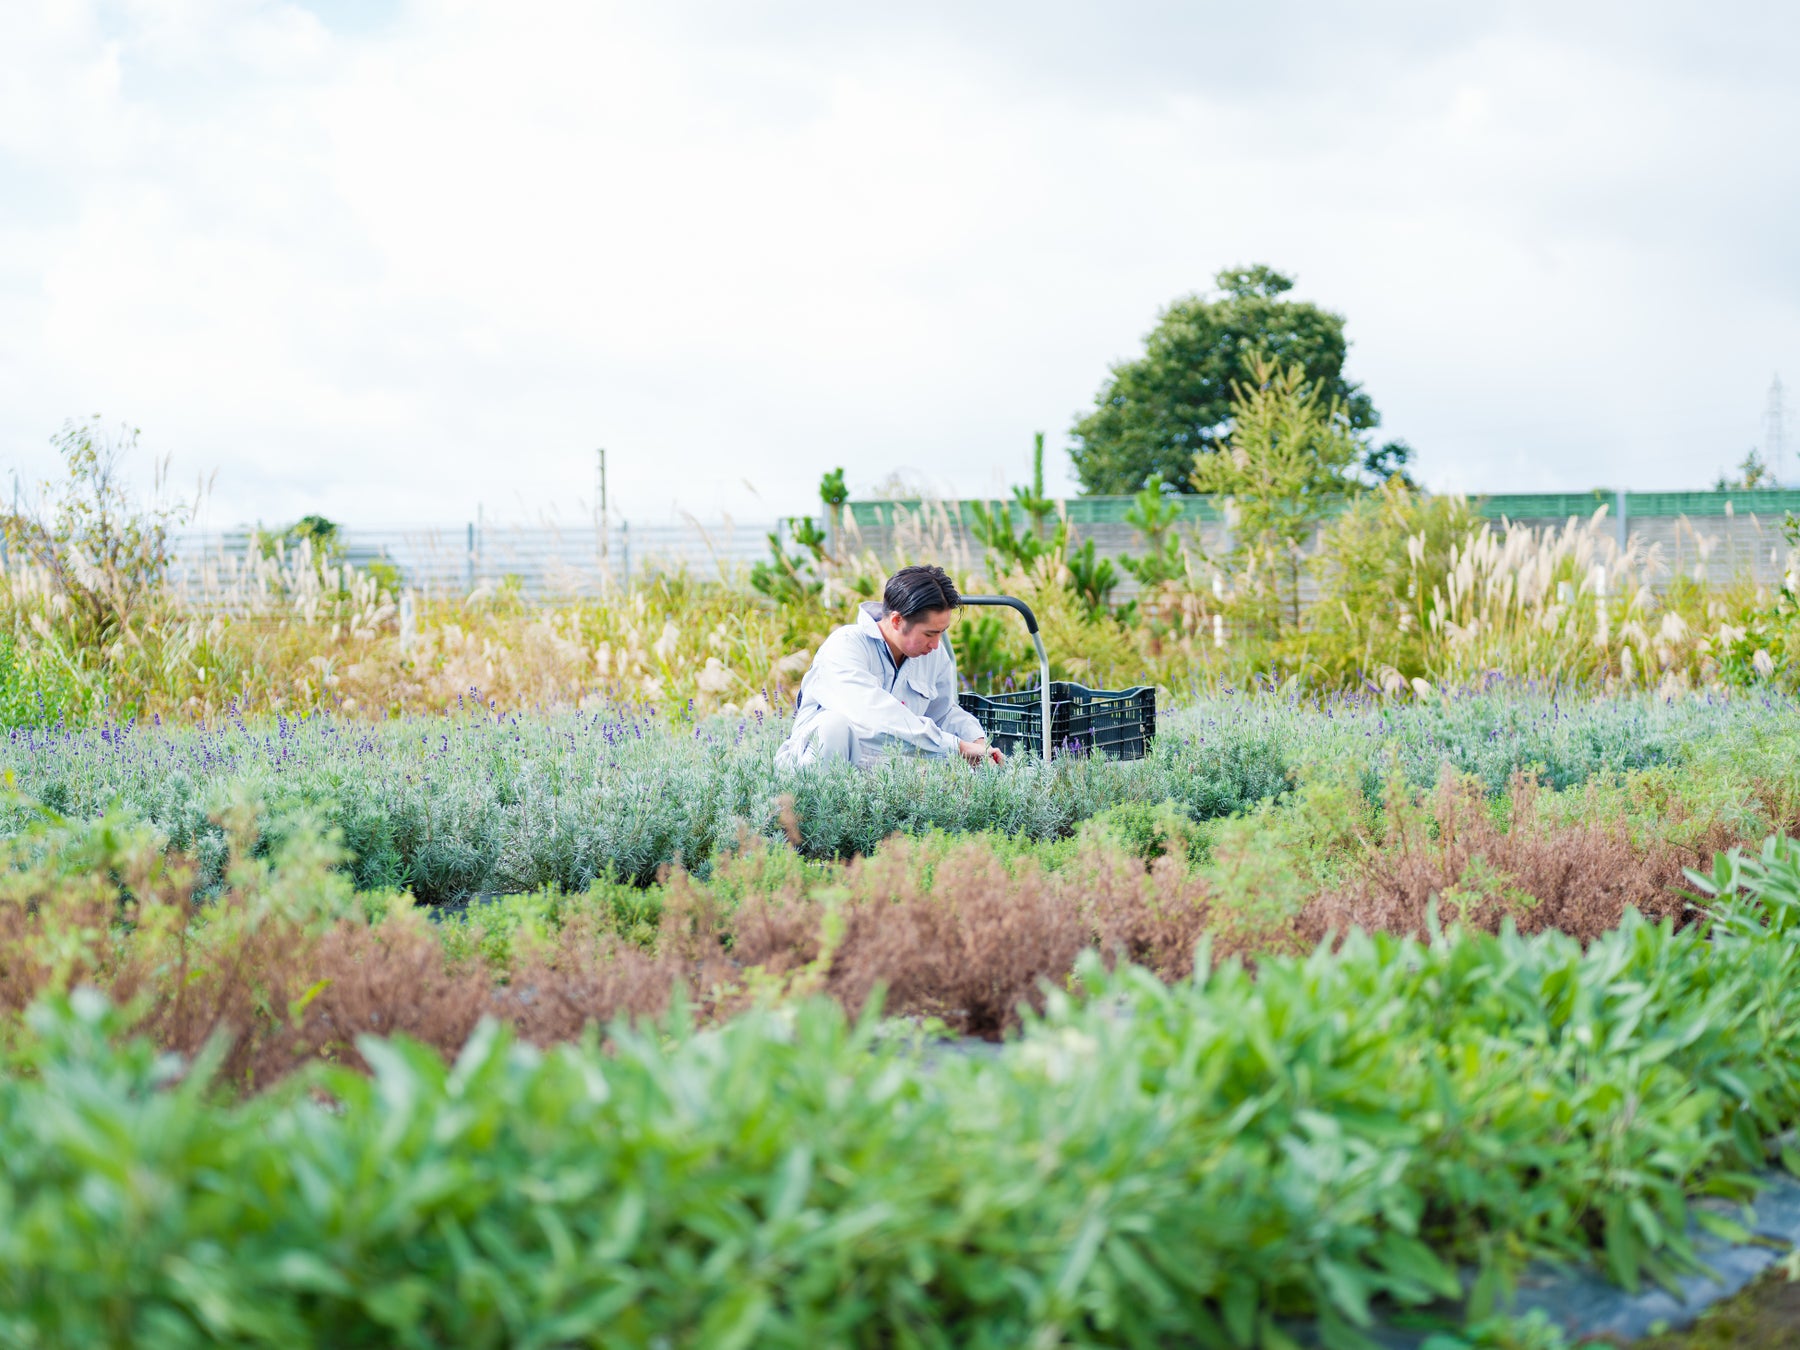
[1070,265,1402,494]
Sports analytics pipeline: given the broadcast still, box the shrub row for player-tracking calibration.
[3,689,1784,898]
[0,772,1717,1091]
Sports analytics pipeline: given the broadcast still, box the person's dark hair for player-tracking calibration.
[883,564,960,623]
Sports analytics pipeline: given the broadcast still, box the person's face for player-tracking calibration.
[884,608,953,659]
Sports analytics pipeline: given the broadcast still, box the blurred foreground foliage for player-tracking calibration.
[7,794,1800,1346]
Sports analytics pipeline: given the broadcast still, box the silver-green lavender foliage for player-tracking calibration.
[1,688,1792,898]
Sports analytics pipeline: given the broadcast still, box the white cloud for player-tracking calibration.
[2,0,1798,531]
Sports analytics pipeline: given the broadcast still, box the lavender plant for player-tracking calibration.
[2,688,1795,900]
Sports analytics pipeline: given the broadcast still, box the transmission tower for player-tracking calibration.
[1765,374,1789,486]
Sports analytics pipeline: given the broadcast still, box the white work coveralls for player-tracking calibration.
[775,601,985,770]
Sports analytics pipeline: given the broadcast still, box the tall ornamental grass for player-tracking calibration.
[12,403,1800,730]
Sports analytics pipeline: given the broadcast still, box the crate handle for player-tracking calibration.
[961,595,1052,762]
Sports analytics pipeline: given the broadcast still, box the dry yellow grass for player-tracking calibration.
[3,496,1795,726]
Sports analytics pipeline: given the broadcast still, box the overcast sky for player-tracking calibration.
[4,1,1799,530]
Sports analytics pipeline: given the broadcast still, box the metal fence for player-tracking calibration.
[168,519,780,600]
[162,490,1800,604]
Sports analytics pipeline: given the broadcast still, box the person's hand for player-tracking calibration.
[960,738,1003,767]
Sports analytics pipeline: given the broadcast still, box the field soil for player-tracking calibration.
[1625,1267,1800,1347]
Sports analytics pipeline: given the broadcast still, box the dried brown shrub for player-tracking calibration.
[501,911,691,1046]
[1070,848,1217,981]
[130,900,698,1082]
[806,838,1080,1036]
[0,831,204,1017]
[0,882,122,1016]
[9,769,1757,1089]
[727,894,822,974]
[653,869,737,967]
[104,899,484,1086]
[1299,771,1721,945]
[644,834,1270,1035]
[721,835,1223,1034]
[0,837,312,1086]
[296,916,492,1070]
[126,906,305,1084]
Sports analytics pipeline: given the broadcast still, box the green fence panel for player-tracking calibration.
[1624,490,1800,518]
[849,491,1800,530]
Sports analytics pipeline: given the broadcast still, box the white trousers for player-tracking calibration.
[776,710,932,770]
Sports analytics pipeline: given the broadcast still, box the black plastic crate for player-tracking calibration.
[957,682,1157,761]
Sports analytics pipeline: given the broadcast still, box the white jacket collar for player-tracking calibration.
[857,601,925,681]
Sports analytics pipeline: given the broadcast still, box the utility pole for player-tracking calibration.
[1764,375,1788,487]
[596,447,608,560]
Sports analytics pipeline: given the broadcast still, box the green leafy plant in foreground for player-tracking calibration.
[8,838,1800,1347]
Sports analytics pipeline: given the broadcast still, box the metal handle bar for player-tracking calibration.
[960,595,1052,762]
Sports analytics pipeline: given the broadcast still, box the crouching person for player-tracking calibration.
[776,564,1003,771]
